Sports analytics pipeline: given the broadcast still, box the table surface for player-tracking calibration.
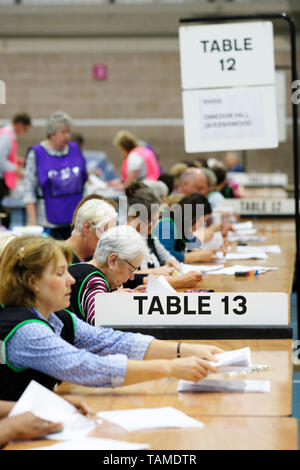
[5,416,298,451]
[4,220,297,451]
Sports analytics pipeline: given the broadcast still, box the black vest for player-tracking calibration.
[67,263,110,322]
[0,306,75,401]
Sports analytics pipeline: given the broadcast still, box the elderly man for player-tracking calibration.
[177,167,224,210]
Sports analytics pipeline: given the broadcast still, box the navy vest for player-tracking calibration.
[33,141,87,225]
[0,306,75,401]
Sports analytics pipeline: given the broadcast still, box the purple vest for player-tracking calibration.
[34,141,87,225]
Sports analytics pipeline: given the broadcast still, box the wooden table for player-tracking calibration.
[5,417,298,450]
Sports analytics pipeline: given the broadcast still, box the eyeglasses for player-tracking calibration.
[123,259,138,275]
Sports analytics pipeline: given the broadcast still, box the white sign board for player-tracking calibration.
[227,172,288,187]
[95,292,288,327]
[220,198,295,216]
[179,21,278,153]
[182,86,278,152]
[179,21,275,89]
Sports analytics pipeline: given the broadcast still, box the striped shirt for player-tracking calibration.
[81,275,109,326]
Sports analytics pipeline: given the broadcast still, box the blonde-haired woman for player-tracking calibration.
[0,235,221,402]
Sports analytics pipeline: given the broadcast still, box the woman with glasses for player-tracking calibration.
[65,198,117,264]
[67,224,148,325]
[0,235,221,402]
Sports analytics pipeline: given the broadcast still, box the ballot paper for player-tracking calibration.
[217,252,268,261]
[230,228,257,236]
[9,380,96,441]
[237,245,281,254]
[232,221,254,231]
[97,407,204,432]
[177,379,270,393]
[227,234,267,243]
[146,275,177,293]
[203,232,224,250]
[180,263,225,274]
[207,265,278,275]
[30,438,149,451]
[207,347,252,373]
[12,225,44,236]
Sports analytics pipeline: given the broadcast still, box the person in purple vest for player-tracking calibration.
[24,111,87,240]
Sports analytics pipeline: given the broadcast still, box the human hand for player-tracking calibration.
[167,258,181,271]
[179,271,203,288]
[134,285,147,293]
[181,343,224,362]
[5,412,62,441]
[15,166,24,179]
[195,249,218,262]
[62,395,92,416]
[168,356,217,382]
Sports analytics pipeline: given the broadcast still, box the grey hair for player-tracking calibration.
[45,110,73,137]
[201,167,217,187]
[94,225,149,265]
[73,199,117,235]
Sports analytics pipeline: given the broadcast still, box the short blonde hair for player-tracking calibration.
[0,236,73,307]
[112,130,138,152]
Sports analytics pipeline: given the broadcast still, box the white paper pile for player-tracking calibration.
[180,263,225,274]
[237,245,281,254]
[97,407,204,431]
[207,347,252,374]
[228,234,267,243]
[217,252,267,261]
[146,275,177,293]
[203,232,224,250]
[177,379,270,393]
[232,221,254,231]
[207,265,278,275]
[9,380,96,441]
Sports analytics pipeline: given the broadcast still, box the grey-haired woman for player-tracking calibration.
[24,110,87,239]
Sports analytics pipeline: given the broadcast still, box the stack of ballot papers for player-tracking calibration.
[203,231,224,250]
[177,348,270,393]
[146,275,177,293]
[228,234,267,243]
[180,263,225,274]
[97,407,204,431]
[237,245,281,254]
[232,221,254,231]
[217,252,268,261]
[9,380,96,440]
[208,265,278,275]
[177,380,270,393]
[30,438,149,451]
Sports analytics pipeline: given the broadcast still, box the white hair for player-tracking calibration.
[94,225,149,265]
[45,110,73,137]
[73,199,117,235]
[143,179,169,200]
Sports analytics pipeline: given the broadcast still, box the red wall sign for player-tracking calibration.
[93,64,108,81]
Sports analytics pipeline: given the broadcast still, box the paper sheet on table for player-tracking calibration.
[177,379,270,393]
[180,263,225,274]
[97,407,204,432]
[230,228,257,236]
[30,438,149,451]
[237,245,281,254]
[217,252,268,261]
[227,234,267,243]
[207,347,252,373]
[207,265,278,275]
[203,232,224,250]
[146,275,177,293]
[9,380,96,441]
[232,221,254,231]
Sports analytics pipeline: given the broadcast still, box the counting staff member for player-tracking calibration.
[0,235,221,401]
[125,181,204,289]
[153,193,218,263]
[66,224,150,325]
[65,198,117,264]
